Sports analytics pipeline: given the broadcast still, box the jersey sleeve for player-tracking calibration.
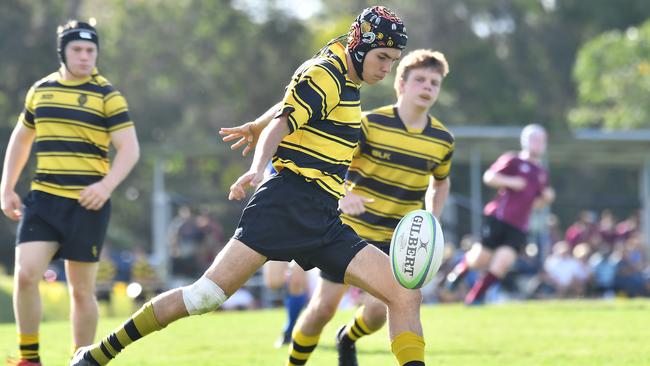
[352,114,370,158]
[104,89,134,132]
[433,144,454,180]
[18,86,36,129]
[276,62,342,134]
[487,152,516,175]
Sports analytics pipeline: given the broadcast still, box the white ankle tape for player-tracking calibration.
[181,276,227,315]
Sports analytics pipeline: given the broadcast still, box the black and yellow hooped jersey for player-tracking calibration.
[341,105,454,242]
[273,42,361,199]
[18,69,134,199]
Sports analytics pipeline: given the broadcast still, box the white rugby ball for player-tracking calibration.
[389,209,444,289]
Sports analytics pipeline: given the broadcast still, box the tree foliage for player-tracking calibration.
[570,20,650,129]
[0,0,649,263]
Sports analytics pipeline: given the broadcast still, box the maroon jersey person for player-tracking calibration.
[446,124,555,304]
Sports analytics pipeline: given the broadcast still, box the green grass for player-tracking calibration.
[1,299,648,365]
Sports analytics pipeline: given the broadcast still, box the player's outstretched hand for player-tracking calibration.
[1,191,23,221]
[229,170,264,200]
[220,121,264,157]
[339,191,374,216]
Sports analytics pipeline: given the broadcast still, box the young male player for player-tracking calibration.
[225,49,454,366]
[445,124,555,304]
[1,20,139,366]
[71,6,429,366]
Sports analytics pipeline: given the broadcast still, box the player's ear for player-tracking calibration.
[398,78,406,95]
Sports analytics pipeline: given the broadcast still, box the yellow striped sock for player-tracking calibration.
[391,331,425,365]
[89,302,163,365]
[286,329,320,366]
[18,333,39,362]
[345,306,374,341]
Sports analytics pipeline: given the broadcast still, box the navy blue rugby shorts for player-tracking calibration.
[233,169,367,283]
[17,190,111,262]
[481,215,527,251]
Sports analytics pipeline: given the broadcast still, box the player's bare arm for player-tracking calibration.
[228,115,289,201]
[78,127,140,210]
[483,170,526,191]
[534,186,556,209]
[219,101,281,156]
[1,123,36,220]
[425,176,450,218]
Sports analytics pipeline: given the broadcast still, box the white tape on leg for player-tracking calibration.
[181,276,227,315]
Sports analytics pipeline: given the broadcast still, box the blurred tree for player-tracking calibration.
[315,0,650,133]
[1,0,649,265]
[570,19,650,129]
[79,0,313,248]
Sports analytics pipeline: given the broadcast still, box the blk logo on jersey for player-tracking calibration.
[371,149,391,160]
[78,94,87,106]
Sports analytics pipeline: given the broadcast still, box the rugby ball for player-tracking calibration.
[389,209,444,289]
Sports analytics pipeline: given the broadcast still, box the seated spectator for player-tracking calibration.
[589,243,621,297]
[530,241,589,298]
[565,210,598,249]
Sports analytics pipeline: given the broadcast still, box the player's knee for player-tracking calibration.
[386,288,422,311]
[14,266,42,289]
[181,276,227,315]
[69,285,96,303]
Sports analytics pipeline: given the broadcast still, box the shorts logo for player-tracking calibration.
[78,94,87,106]
[92,245,98,258]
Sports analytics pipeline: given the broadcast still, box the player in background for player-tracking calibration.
[224,49,453,366]
[261,157,310,348]
[445,124,555,305]
[265,260,309,348]
[1,20,140,366]
[71,7,429,366]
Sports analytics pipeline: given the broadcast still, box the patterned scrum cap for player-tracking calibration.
[57,20,99,65]
[347,6,408,80]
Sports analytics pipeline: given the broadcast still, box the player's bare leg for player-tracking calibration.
[334,292,387,366]
[267,261,309,348]
[13,241,58,365]
[286,279,346,365]
[65,260,100,350]
[344,246,425,366]
[445,243,492,290]
[263,261,288,290]
[70,239,266,366]
[465,245,517,305]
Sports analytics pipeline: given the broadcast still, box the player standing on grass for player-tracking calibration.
[445,124,554,305]
[1,20,140,366]
[225,49,453,366]
[70,6,430,366]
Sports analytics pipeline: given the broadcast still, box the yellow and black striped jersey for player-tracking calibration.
[273,42,361,199]
[18,68,134,199]
[341,105,454,242]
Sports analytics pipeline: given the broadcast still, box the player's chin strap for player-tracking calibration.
[181,276,228,315]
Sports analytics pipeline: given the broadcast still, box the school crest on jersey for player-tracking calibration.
[78,94,87,106]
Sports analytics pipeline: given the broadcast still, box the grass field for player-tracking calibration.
[1,299,648,365]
